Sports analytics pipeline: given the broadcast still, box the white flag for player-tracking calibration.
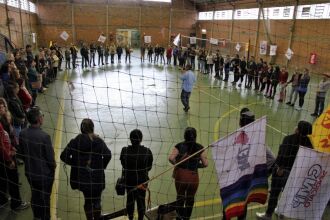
[269,45,277,56]
[277,147,330,220]
[285,48,294,60]
[211,116,268,219]
[98,35,106,43]
[235,43,241,52]
[190,37,196,45]
[144,36,151,44]
[173,34,180,46]
[60,31,69,41]
[260,41,267,55]
[210,38,218,45]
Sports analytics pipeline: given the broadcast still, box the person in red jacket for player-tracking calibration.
[0,123,29,210]
[278,67,289,102]
[166,45,173,65]
[17,78,32,111]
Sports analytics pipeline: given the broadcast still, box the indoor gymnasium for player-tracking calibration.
[0,0,330,219]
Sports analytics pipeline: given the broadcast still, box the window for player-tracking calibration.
[314,5,325,17]
[29,1,36,13]
[7,0,19,8]
[20,0,29,11]
[214,10,233,20]
[301,6,311,17]
[273,9,280,16]
[283,7,291,17]
[0,0,4,4]
[234,8,259,20]
[198,11,214,20]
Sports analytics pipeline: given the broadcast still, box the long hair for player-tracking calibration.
[80,118,94,134]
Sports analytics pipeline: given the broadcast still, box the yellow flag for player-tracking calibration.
[309,105,330,153]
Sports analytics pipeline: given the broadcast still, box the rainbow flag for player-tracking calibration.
[309,105,330,153]
[211,117,268,219]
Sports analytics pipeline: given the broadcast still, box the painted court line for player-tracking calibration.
[50,73,68,220]
[199,88,288,137]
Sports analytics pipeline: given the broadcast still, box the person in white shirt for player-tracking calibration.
[311,73,330,117]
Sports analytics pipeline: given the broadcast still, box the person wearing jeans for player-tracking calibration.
[286,70,302,106]
[295,69,310,111]
[180,65,196,112]
[311,74,330,117]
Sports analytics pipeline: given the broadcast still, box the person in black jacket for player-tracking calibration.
[169,127,208,220]
[60,119,111,220]
[256,121,313,220]
[20,107,55,220]
[120,129,153,220]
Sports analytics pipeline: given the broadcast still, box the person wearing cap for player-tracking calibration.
[311,74,330,117]
[256,121,313,220]
[180,64,196,112]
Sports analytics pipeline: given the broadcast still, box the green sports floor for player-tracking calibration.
[0,53,329,220]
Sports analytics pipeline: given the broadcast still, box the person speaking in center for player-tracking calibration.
[180,64,196,113]
[169,127,208,220]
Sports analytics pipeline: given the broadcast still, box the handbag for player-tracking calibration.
[115,170,126,196]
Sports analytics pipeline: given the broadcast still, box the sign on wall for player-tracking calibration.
[269,45,277,56]
[60,31,69,41]
[210,38,218,45]
[144,36,151,44]
[190,37,197,44]
[98,35,107,43]
[259,40,267,55]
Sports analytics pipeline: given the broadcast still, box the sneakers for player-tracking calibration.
[286,101,291,105]
[295,106,302,111]
[256,212,272,220]
[12,201,30,211]
[311,113,318,117]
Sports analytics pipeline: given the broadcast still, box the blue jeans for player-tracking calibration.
[181,90,191,109]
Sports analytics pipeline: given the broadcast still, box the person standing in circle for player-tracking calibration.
[169,127,208,220]
[180,64,196,113]
[120,129,153,220]
[60,119,112,220]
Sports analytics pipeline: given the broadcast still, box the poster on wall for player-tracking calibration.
[269,45,277,56]
[98,35,107,43]
[32,33,36,43]
[260,41,267,55]
[285,48,294,60]
[190,37,197,45]
[210,38,218,45]
[60,31,69,41]
[144,36,151,44]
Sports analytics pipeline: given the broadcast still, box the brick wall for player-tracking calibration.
[196,0,330,73]
[36,0,197,47]
[0,5,38,48]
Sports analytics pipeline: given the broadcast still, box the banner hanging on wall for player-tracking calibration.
[269,45,277,56]
[98,35,107,43]
[190,37,197,45]
[210,38,218,45]
[144,36,151,44]
[60,31,69,41]
[173,34,181,46]
[259,41,267,55]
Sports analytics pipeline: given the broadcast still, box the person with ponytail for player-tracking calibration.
[60,119,112,220]
[169,127,208,220]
